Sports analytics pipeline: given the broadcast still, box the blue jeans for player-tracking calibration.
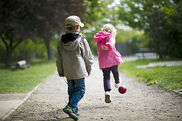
[67,78,85,114]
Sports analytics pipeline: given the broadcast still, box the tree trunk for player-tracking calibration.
[159,54,164,60]
[5,49,13,67]
[1,36,23,67]
[44,39,52,60]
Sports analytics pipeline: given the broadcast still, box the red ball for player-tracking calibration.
[118,86,127,94]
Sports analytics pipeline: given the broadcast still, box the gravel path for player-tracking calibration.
[5,59,182,121]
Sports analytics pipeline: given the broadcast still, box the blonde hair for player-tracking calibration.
[101,24,117,36]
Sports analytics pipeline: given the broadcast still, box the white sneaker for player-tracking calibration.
[115,83,120,88]
[105,91,111,103]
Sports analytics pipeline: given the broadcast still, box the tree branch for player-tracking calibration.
[0,35,8,49]
[12,38,23,51]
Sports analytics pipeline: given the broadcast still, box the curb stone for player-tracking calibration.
[157,85,182,96]
[1,84,41,121]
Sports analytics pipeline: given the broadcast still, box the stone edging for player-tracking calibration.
[157,84,182,96]
[2,84,41,121]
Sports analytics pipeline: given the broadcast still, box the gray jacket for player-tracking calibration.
[56,32,93,80]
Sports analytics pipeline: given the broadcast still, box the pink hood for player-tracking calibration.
[94,30,112,45]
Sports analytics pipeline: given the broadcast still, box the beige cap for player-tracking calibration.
[65,15,84,27]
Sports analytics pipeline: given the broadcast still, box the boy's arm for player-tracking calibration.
[80,36,94,75]
[56,40,64,77]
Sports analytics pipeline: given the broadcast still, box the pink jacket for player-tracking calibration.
[94,30,123,69]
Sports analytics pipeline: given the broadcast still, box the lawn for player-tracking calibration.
[119,59,182,90]
[0,60,56,93]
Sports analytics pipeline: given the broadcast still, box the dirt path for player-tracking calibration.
[5,59,182,121]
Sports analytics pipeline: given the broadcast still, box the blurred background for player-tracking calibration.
[0,0,182,67]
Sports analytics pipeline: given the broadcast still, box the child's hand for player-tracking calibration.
[101,45,109,51]
[88,72,90,76]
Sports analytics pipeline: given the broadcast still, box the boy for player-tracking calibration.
[56,15,93,120]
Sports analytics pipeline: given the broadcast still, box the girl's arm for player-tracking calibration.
[103,37,115,51]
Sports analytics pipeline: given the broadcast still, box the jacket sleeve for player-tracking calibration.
[56,40,64,76]
[80,35,94,73]
[105,37,115,51]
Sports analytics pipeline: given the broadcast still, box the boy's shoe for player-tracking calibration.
[105,91,111,103]
[76,113,79,116]
[63,106,78,120]
[115,82,120,88]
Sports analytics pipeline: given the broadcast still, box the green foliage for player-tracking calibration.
[116,29,149,54]
[34,43,47,59]
[0,40,6,62]
[83,0,110,54]
[116,29,143,43]
[0,60,56,93]
[83,0,148,55]
[0,39,49,64]
[82,30,97,55]
[118,0,182,59]
[83,0,122,54]
[12,40,36,61]
[84,0,108,23]
[0,0,85,66]
[119,59,182,90]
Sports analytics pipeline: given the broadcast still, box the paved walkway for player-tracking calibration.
[1,57,182,121]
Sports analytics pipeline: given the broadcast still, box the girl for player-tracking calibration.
[94,24,123,103]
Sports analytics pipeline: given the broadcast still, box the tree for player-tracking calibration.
[0,0,35,66]
[0,0,84,66]
[83,0,125,54]
[31,0,85,59]
[118,0,182,59]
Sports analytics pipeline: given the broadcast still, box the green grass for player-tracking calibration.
[0,60,56,93]
[119,59,182,90]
